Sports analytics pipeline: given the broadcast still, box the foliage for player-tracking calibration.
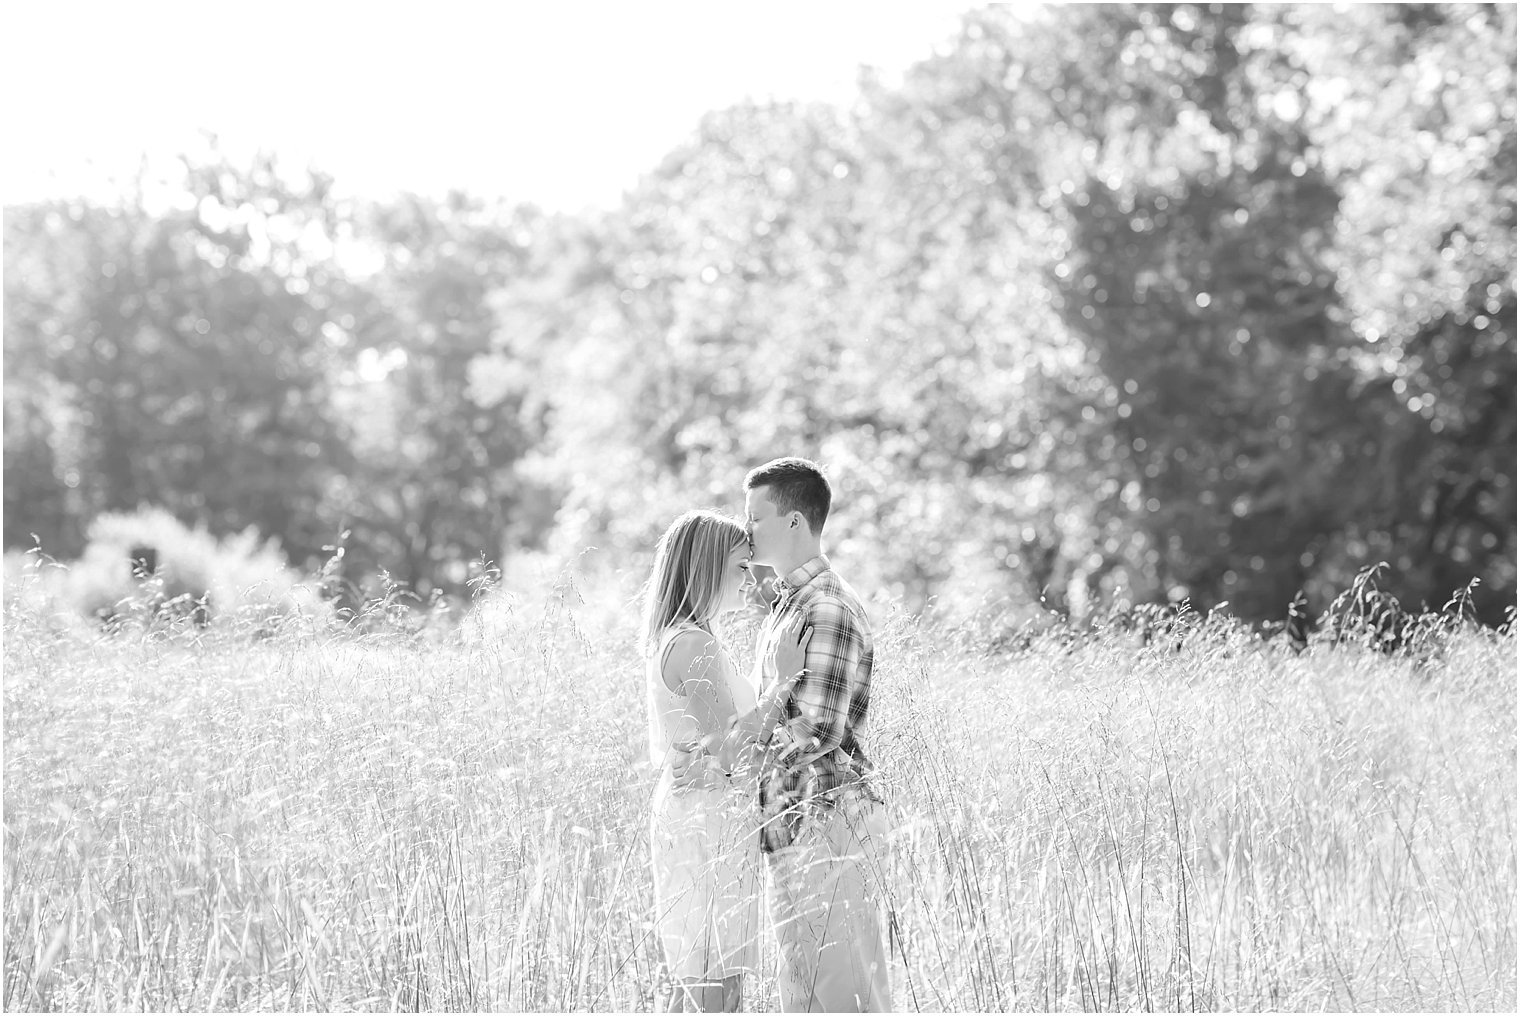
[39,505,323,628]
[1,151,557,600]
[2,4,1514,624]
[2,150,349,567]
[325,193,554,593]
[1287,3,1518,616]
[508,3,1515,623]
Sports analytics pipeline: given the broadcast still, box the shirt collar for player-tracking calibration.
[774,555,831,601]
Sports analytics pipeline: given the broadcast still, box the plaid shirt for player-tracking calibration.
[758,555,879,852]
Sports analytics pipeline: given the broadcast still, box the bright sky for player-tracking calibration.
[3,1,973,213]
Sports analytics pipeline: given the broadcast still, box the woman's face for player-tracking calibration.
[716,540,753,615]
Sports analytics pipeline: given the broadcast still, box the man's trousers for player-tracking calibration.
[765,790,892,1013]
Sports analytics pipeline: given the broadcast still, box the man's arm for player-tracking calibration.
[778,595,862,761]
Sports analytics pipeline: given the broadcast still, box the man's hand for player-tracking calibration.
[776,736,826,774]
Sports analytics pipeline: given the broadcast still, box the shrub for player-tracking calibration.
[57,507,325,632]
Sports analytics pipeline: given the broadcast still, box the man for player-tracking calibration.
[743,456,892,1013]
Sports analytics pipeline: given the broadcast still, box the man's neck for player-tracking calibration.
[771,542,823,578]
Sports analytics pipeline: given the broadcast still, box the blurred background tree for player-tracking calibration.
[4,3,1514,624]
[4,148,349,565]
[322,192,551,597]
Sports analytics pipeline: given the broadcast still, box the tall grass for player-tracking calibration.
[3,560,1515,1011]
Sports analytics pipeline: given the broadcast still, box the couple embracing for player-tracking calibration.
[643,457,892,1013]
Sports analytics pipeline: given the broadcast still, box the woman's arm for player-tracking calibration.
[661,630,730,790]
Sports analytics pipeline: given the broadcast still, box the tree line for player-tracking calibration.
[4,3,1515,624]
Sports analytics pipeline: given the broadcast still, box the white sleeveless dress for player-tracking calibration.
[647,625,761,980]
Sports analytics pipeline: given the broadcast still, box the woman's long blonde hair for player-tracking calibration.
[642,509,748,655]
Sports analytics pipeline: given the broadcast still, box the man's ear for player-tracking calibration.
[788,513,801,529]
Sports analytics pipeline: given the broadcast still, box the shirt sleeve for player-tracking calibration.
[782,594,863,757]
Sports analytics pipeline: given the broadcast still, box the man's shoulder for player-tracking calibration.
[800,569,870,623]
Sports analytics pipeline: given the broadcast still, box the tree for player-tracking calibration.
[4,147,352,566]
[6,7,1512,624]
[877,2,1517,620]
[328,191,548,594]
[1286,2,1517,620]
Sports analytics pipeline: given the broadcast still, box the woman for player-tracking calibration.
[644,509,809,1013]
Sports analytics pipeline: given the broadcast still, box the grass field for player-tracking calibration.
[3,560,1515,1012]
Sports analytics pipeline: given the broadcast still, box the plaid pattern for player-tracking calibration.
[758,555,879,852]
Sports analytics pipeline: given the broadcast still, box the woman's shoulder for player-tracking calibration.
[662,626,721,668]
[655,626,723,694]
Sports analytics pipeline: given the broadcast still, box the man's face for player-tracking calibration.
[744,486,786,568]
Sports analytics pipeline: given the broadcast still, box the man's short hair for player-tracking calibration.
[744,457,831,535]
